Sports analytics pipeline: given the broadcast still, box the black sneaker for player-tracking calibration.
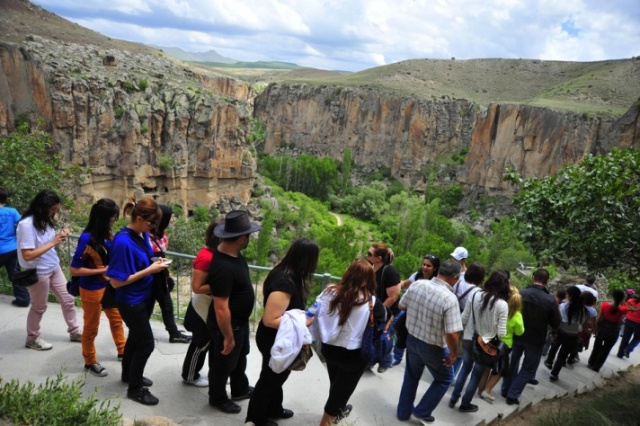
[122,376,153,387]
[544,361,553,369]
[127,387,159,405]
[169,331,192,343]
[333,404,352,424]
[459,404,478,413]
[209,399,241,413]
[231,385,254,401]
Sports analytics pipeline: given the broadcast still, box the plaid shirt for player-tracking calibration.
[399,277,463,348]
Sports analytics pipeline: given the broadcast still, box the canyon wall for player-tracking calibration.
[254,83,639,202]
[0,36,256,212]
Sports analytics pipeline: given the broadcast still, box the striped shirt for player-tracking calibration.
[400,277,463,348]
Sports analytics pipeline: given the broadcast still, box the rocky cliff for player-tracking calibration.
[0,35,257,212]
[254,83,640,202]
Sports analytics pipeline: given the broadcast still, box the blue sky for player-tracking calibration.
[30,0,640,72]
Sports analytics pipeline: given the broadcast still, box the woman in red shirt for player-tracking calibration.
[616,292,640,359]
[588,289,628,372]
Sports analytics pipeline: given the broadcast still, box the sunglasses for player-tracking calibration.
[146,220,158,228]
[424,254,437,261]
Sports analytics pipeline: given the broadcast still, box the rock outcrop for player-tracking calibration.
[0,35,257,211]
[254,83,640,202]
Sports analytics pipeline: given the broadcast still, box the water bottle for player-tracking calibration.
[306,301,319,318]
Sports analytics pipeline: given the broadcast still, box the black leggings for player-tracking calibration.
[322,343,368,417]
[118,301,155,390]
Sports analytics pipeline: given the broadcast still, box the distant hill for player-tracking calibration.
[193,61,300,70]
[148,45,236,64]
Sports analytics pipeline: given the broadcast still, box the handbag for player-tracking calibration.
[360,296,394,364]
[66,276,80,297]
[288,344,313,371]
[14,268,38,287]
[100,283,117,309]
[470,292,500,367]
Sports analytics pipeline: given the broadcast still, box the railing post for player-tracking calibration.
[322,273,332,289]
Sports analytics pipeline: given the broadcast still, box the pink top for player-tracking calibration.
[150,232,169,253]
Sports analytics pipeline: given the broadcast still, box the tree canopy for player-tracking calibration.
[0,122,84,212]
[505,148,640,276]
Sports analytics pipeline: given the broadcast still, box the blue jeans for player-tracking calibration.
[450,340,473,402]
[502,340,543,399]
[617,319,640,357]
[397,334,453,420]
[0,250,30,305]
[451,340,487,407]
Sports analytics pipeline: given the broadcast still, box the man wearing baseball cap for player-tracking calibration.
[206,210,261,414]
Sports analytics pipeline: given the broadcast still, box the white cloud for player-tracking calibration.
[30,0,640,71]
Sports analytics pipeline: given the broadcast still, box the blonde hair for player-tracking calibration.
[507,285,522,319]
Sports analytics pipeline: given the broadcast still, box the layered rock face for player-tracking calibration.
[254,83,640,200]
[0,36,256,211]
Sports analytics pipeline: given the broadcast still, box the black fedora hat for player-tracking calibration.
[214,210,262,238]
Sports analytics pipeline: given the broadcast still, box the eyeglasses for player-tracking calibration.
[146,220,158,228]
[366,251,375,257]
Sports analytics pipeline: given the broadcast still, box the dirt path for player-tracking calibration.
[330,212,343,226]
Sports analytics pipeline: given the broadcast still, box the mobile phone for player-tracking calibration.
[162,259,173,265]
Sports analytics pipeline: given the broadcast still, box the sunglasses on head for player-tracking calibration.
[424,254,437,261]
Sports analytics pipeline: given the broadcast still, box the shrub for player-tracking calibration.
[158,154,173,171]
[0,372,121,425]
[139,79,149,91]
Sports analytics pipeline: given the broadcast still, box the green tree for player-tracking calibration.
[504,148,640,275]
[0,122,85,211]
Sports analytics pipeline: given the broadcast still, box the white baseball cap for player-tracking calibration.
[451,247,469,260]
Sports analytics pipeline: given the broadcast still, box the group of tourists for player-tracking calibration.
[4,189,639,425]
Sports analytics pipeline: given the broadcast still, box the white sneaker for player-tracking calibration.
[25,337,53,351]
[183,376,209,387]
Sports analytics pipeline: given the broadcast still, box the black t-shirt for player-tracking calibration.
[257,270,307,350]
[206,248,255,327]
[375,264,401,313]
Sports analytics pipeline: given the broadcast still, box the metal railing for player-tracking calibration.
[1,235,340,332]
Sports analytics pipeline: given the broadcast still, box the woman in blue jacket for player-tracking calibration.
[107,196,168,406]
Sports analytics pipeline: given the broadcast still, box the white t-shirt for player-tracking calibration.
[576,284,599,301]
[16,216,59,274]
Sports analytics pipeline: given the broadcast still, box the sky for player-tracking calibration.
[30,0,640,72]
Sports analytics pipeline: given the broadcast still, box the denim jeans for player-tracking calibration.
[450,340,473,402]
[0,250,30,305]
[502,339,543,399]
[451,340,487,407]
[617,319,640,357]
[397,334,453,420]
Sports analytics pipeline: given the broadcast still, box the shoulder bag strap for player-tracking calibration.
[368,295,374,326]
[458,285,476,302]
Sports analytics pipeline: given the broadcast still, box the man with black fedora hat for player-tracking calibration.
[206,210,261,414]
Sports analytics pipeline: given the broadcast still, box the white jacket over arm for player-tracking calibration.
[269,309,312,374]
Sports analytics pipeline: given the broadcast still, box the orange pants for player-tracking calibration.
[80,287,126,365]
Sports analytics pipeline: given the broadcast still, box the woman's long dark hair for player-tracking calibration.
[610,289,625,314]
[83,198,119,243]
[264,238,319,303]
[479,270,510,312]
[153,204,173,238]
[566,286,587,324]
[329,259,376,326]
[21,189,61,232]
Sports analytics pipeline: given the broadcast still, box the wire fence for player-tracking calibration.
[0,235,340,332]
